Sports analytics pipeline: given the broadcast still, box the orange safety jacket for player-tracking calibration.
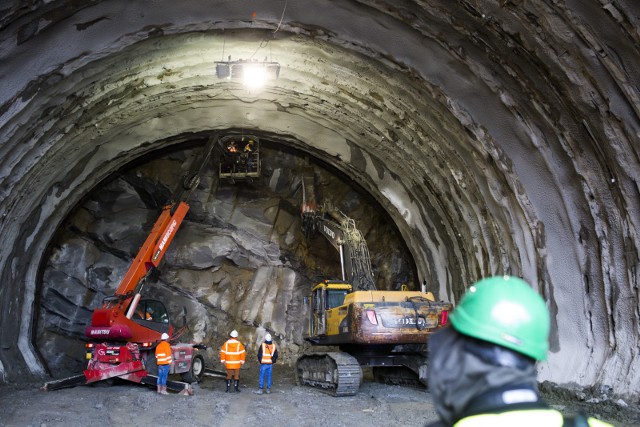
[260,343,276,364]
[220,338,246,369]
[155,341,173,366]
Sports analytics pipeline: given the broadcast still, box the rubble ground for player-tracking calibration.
[0,365,440,427]
[0,365,634,427]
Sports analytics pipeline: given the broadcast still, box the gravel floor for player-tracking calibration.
[0,365,632,427]
[0,365,440,427]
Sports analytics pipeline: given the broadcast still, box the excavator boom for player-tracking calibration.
[301,175,376,291]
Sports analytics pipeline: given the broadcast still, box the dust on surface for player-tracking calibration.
[0,365,633,427]
[0,365,439,427]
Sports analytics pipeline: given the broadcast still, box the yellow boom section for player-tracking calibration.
[344,290,436,304]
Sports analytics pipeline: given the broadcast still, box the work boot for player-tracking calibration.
[225,380,231,393]
[234,380,240,393]
[160,385,169,395]
[254,388,263,394]
[266,388,271,394]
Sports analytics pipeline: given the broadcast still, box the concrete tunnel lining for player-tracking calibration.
[0,0,639,403]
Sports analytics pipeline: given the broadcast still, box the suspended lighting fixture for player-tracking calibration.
[215,57,280,88]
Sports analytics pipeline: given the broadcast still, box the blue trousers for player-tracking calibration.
[259,363,273,389]
[157,364,170,386]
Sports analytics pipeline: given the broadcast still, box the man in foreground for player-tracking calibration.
[427,275,614,427]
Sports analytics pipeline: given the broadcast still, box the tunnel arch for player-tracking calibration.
[0,0,638,403]
[3,28,532,381]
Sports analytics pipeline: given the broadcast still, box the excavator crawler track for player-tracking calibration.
[295,352,362,396]
[372,366,425,389]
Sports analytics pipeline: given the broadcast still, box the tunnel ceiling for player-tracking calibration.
[1,0,639,402]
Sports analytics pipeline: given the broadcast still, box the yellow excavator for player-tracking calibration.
[296,174,453,396]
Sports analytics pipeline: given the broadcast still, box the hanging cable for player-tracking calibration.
[247,1,287,60]
[274,0,287,34]
[221,30,226,61]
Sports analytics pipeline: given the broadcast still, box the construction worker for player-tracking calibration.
[220,329,246,393]
[426,276,614,427]
[155,332,172,395]
[255,333,278,394]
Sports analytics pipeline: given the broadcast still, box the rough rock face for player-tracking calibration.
[37,144,417,375]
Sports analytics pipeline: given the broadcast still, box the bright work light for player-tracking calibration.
[215,59,280,88]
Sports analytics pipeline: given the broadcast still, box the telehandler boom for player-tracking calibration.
[43,136,222,394]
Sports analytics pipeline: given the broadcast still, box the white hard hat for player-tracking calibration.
[161,333,169,340]
[230,330,238,338]
[265,333,272,342]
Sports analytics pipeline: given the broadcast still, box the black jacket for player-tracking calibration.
[257,341,278,364]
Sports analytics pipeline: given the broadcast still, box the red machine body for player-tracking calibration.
[79,138,222,391]
[82,201,201,390]
[41,137,221,393]
[85,202,189,345]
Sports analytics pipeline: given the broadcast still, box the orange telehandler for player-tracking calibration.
[43,136,222,394]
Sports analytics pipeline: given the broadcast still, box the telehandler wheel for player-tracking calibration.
[181,355,205,383]
[144,353,159,375]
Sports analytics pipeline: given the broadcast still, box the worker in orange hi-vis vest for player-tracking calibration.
[254,333,278,395]
[220,330,246,393]
[155,332,172,395]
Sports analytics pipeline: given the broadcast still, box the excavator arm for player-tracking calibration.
[300,174,376,291]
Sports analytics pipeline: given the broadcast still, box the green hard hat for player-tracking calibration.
[450,275,550,361]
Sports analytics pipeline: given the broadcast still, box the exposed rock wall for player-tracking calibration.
[37,145,417,375]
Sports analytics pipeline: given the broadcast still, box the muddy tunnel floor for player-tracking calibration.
[0,365,635,427]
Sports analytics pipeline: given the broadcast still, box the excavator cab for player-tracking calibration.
[325,285,351,309]
[308,281,352,337]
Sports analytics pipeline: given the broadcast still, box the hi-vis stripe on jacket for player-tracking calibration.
[155,341,173,365]
[454,409,614,427]
[260,343,276,364]
[220,338,246,369]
